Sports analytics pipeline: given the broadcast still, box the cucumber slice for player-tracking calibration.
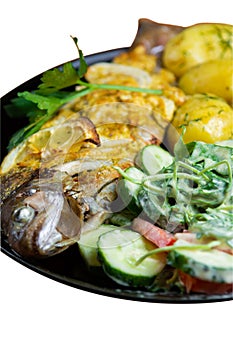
[98,229,166,287]
[135,145,173,174]
[168,240,233,284]
[116,166,144,212]
[78,225,116,267]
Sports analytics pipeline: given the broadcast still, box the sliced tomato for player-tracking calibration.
[178,271,233,295]
[132,217,176,247]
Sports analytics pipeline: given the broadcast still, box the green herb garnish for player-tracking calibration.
[136,240,220,265]
[6,37,162,150]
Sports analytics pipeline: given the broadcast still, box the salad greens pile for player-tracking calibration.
[115,138,233,247]
[5,37,162,151]
[78,138,232,293]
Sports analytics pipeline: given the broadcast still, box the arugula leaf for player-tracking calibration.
[173,129,189,160]
[187,141,233,176]
[190,207,233,242]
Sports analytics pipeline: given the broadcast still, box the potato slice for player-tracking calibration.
[179,59,233,104]
[165,93,233,149]
[163,23,233,77]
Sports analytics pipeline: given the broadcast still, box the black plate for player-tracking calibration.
[1,48,233,303]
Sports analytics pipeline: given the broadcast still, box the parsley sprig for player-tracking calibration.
[5,37,162,150]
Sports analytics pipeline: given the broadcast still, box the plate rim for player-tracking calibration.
[1,47,233,304]
[2,242,233,303]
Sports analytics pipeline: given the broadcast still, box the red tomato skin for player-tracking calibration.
[132,218,176,247]
[178,271,233,295]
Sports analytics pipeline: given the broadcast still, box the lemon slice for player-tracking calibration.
[1,117,99,174]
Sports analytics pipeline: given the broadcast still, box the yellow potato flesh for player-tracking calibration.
[179,59,233,104]
[165,94,233,149]
[163,23,233,77]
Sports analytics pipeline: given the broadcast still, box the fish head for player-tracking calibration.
[1,170,82,258]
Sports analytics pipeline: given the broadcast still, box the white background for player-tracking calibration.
[1,1,232,349]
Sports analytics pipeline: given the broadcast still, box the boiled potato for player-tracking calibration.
[179,59,233,104]
[163,23,233,77]
[165,93,233,149]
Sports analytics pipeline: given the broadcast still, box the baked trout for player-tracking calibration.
[1,24,186,258]
[1,106,163,257]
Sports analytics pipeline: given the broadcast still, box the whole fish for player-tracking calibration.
[1,21,185,258]
[1,109,160,257]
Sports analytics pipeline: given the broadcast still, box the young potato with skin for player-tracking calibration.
[163,23,233,77]
[165,93,233,149]
[179,59,233,104]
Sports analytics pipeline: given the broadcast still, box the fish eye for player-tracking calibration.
[12,206,35,224]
